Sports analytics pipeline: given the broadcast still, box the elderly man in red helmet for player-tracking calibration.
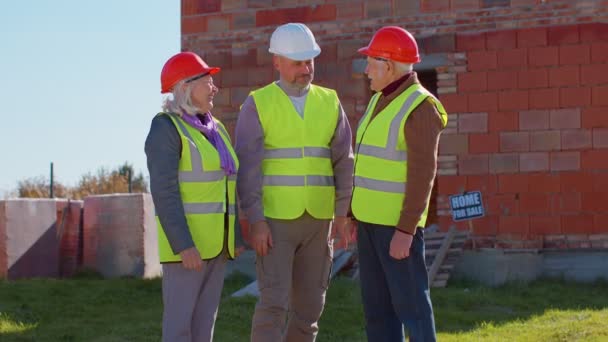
[145,51,243,342]
[235,23,354,341]
[351,26,448,341]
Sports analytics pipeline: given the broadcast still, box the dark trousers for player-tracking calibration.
[357,221,436,342]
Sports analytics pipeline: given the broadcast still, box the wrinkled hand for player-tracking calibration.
[389,230,413,260]
[251,220,273,256]
[180,247,203,271]
[331,216,354,250]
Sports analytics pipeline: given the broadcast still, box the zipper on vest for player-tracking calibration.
[223,177,231,259]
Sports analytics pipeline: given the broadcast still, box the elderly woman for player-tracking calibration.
[145,51,240,342]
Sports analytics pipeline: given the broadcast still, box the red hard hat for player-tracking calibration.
[358,26,420,64]
[160,52,220,93]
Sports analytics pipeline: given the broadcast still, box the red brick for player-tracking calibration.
[560,172,593,192]
[530,130,561,151]
[529,88,559,109]
[497,48,527,69]
[593,214,608,234]
[553,192,582,213]
[394,0,420,15]
[490,153,519,173]
[581,150,608,170]
[421,0,450,12]
[470,215,499,236]
[421,34,456,54]
[458,72,487,92]
[468,92,498,112]
[591,172,608,190]
[470,133,499,153]
[520,193,550,214]
[582,192,608,212]
[520,152,549,172]
[488,193,519,216]
[459,112,488,133]
[468,51,497,71]
[256,5,336,27]
[451,0,479,10]
[499,90,529,111]
[517,27,547,47]
[481,0,509,8]
[498,174,529,193]
[581,64,608,86]
[488,111,518,132]
[561,129,592,150]
[548,25,580,46]
[365,1,391,18]
[233,11,256,29]
[207,14,232,32]
[439,134,469,155]
[592,85,608,106]
[467,175,499,193]
[457,32,486,51]
[181,16,207,35]
[248,0,272,8]
[440,93,468,113]
[336,2,363,20]
[593,128,608,148]
[437,175,467,195]
[530,216,561,235]
[559,44,591,65]
[518,68,548,89]
[550,108,581,129]
[528,173,561,193]
[582,107,608,128]
[183,0,221,15]
[519,110,549,130]
[580,23,608,43]
[500,131,529,152]
[591,42,608,63]
[548,65,580,87]
[529,46,559,67]
[562,214,593,234]
[560,87,592,108]
[499,215,529,235]
[550,151,580,171]
[458,154,489,175]
[222,0,247,10]
[486,30,517,50]
[487,70,517,90]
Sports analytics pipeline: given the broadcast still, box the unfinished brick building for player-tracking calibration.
[181,0,608,253]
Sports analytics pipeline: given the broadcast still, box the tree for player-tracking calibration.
[16,162,148,199]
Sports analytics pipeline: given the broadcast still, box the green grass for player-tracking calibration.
[1,273,607,341]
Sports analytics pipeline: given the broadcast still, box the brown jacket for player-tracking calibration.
[365,72,444,235]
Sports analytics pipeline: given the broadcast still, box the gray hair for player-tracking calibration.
[162,79,200,115]
[394,61,413,75]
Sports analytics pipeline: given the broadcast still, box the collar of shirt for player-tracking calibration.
[381,72,412,97]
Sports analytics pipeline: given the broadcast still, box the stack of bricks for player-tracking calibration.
[437,23,608,249]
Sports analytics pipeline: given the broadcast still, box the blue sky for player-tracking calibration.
[0,1,179,196]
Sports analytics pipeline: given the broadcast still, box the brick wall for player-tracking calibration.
[181,0,608,249]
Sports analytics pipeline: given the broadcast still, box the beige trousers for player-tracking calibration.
[250,212,333,342]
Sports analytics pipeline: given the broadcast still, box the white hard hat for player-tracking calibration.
[269,23,321,61]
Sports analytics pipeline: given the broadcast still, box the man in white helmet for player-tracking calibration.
[235,22,354,341]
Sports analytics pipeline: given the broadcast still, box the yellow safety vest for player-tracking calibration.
[251,83,339,219]
[156,113,239,262]
[351,84,448,227]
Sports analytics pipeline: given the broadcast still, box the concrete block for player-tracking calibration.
[83,194,160,279]
[0,199,62,279]
[454,249,542,286]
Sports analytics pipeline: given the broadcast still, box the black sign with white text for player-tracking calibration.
[449,191,484,222]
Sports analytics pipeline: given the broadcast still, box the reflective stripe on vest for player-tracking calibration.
[155,113,239,262]
[352,84,448,227]
[253,83,338,219]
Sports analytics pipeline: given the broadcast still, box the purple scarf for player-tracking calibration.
[181,112,236,176]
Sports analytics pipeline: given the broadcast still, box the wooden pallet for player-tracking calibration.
[424,226,469,288]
